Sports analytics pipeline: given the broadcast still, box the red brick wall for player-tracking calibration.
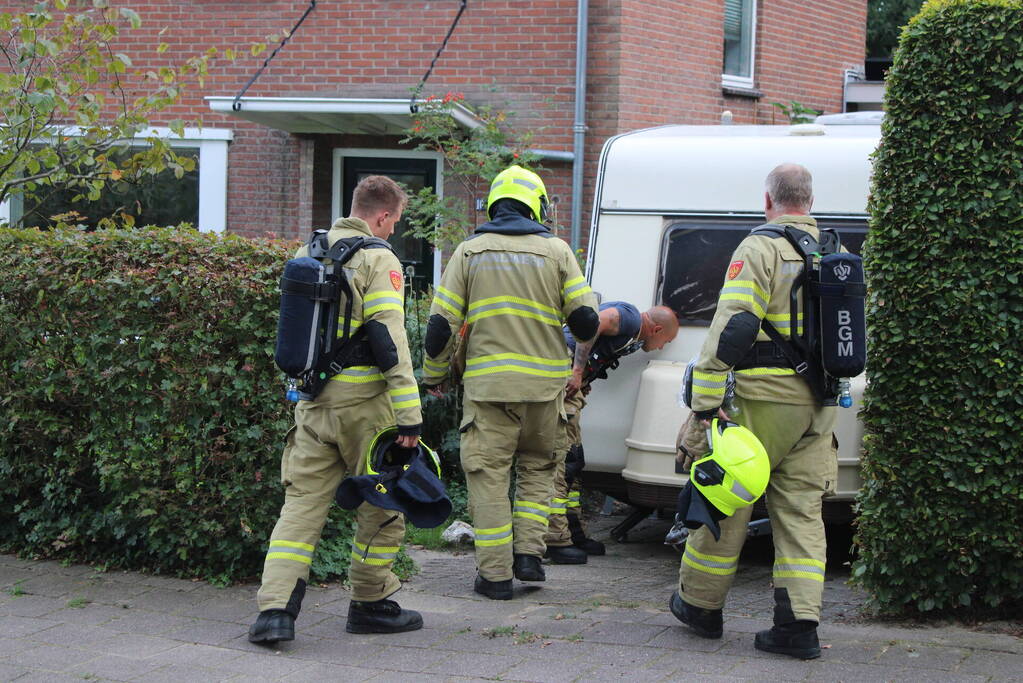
[1,0,864,245]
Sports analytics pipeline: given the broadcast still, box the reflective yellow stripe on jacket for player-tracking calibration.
[364,290,403,317]
[467,295,561,327]
[463,353,571,379]
[562,276,593,303]
[332,365,385,383]
[432,285,465,320]
[720,279,769,318]
[389,386,421,411]
[692,370,728,400]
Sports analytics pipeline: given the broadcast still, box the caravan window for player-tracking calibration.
[659,218,866,325]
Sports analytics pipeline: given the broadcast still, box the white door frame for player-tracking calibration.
[332,148,445,286]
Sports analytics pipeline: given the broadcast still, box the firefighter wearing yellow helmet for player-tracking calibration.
[670,163,841,661]
[423,164,599,600]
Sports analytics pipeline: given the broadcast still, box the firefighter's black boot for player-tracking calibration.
[248,609,295,644]
[568,514,606,555]
[512,554,546,581]
[544,544,588,564]
[754,620,821,660]
[345,599,423,634]
[669,590,723,639]
[474,574,513,600]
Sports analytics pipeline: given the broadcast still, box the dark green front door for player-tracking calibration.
[341,156,437,292]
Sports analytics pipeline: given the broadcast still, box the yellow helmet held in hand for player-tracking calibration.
[691,419,769,516]
[487,165,549,222]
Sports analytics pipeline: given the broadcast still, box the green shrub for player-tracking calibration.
[854,0,1023,614]
[0,227,365,583]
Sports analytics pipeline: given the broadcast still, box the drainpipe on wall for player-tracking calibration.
[570,0,589,253]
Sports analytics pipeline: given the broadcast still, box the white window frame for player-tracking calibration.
[721,0,757,90]
[0,126,232,233]
[332,148,445,286]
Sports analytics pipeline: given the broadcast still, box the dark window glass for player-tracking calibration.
[17,147,200,230]
[659,218,867,325]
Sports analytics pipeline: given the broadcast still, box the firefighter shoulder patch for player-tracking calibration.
[727,260,744,280]
[389,270,403,291]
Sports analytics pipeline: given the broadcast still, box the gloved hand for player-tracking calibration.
[564,443,585,482]
[675,412,710,475]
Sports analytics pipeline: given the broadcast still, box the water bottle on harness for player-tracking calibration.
[743,224,867,407]
[274,229,393,401]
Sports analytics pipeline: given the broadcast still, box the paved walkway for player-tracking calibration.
[1,515,1021,682]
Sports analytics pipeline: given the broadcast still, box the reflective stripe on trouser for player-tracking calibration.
[679,396,836,622]
[461,398,561,581]
[545,393,585,547]
[257,387,405,610]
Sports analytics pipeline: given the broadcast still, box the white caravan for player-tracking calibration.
[580,114,880,529]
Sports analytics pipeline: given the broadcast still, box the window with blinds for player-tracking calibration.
[723,0,755,85]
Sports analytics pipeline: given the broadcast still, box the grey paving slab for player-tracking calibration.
[0,662,30,680]
[872,641,971,670]
[577,620,669,645]
[88,632,184,658]
[957,649,1023,676]
[142,642,245,670]
[141,662,238,682]
[208,649,317,679]
[279,662,378,681]
[422,650,525,678]
[366,671,453,683]
[499,655,598,682]
[68,652,167,681]
[0,595,67,618]
[102,610,203,635]
[3,514,1022,683]
[35,622,124,647]
[14,672,95,683]
[165,617,251,646]
[0,615,62,638]
[4,642,99,670]
[42,601,126,626]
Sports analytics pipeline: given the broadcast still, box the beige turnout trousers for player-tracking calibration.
[257,385,407,611]
[679,395,837,623]
[460,398,563,581]
[546,393,586,547]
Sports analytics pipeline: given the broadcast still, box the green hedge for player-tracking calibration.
[854,0,1023,614]
[0,227,371,584]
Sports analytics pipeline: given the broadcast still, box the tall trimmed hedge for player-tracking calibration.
[855,0,1023,613]
[0,227,363,583]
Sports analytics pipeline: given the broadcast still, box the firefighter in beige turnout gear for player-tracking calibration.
[423,165,599,600]
[671,164,839,660]
[250,176,425,644]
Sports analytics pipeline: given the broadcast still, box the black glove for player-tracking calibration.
[564,443,585,483]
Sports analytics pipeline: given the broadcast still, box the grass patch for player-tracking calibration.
[405,524,449,550]
[5,580,25,597]
[483,625,516,638]
[67,597,89,608]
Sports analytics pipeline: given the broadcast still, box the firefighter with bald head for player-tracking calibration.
[544,303,680,563]
[423,165,599,600]
[670,163,840,660]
